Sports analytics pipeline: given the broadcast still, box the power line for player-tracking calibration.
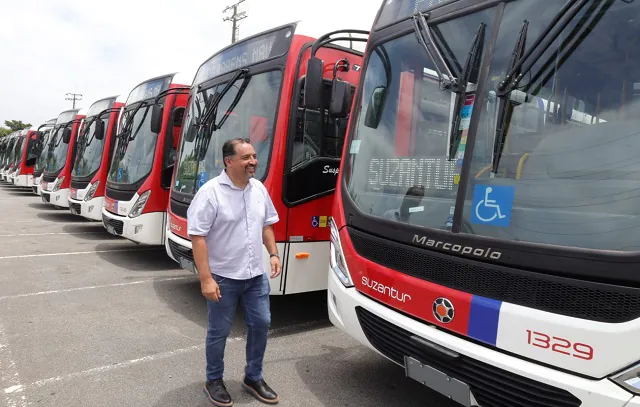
[222,0,247,43]
[65,93,83,109]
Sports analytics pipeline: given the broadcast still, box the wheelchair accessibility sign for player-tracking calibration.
[470,184,515,227]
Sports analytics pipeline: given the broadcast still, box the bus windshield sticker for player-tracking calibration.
[470,184,515,227]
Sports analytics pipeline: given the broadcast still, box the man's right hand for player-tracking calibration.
[201,278,221,302]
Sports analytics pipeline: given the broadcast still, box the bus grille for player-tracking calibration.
[102,215,124,235]
[355,307,581,407]
[168,239,194,263]
[69,202,81,215]
[348,227,640,323]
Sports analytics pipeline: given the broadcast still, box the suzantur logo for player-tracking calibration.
[361,276,412,303]
[412,235,502,260]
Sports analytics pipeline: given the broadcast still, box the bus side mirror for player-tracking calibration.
[95,120,105,140]
[150,105,164,134]
[63,128,72,144]
[184,124,197,143]
[330,80,352,118]
[172,107,185,128]
[304,57,324,110]
[364,86,386,129]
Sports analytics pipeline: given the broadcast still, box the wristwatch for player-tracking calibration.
[269,253,279,258]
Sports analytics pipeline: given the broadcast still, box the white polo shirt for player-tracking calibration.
[186,169,279,280]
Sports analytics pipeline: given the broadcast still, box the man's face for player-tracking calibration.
[227,142,258,179]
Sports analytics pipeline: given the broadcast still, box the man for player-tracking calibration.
[187,137,281,406]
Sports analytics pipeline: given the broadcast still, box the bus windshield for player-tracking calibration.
[12,136,24,165]
[45,126,71,174]
[35,130,53,173]
[346,0,640,252]
[173,70,282,196]
[107,103,156,186]
[74,115,108,178]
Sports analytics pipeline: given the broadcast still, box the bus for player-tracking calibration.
[101,72,191,244]
[68,95,124,221]
[41,109,85,208]
[0,132,19,181]
[31,118,57,195]
[5,129,26,184]
[323,0,640,406]
[164,21,367,295]
[11,127,39,188]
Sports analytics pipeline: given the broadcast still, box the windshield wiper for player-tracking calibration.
[491,20,528,175]
[198,68,249,132]
[194,68,249,162]
[412,12,457,90]
[491,0,595,174]
[215,76,252,131]
[448,22,486,160]
[114,101,148,158]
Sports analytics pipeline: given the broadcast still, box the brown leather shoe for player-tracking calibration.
[242,377,280,404]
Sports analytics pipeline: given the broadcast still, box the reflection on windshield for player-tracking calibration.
[173,70,282,196]
[464,0,640,252]
[345,8,495,231]
[44,126,70,174]
[107,105,156,185]
[74,117,108,178]
[349,0,640,253]
[35,130,53,172]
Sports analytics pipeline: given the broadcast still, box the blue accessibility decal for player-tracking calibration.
[470,184,515,227]
[197,171,208,189]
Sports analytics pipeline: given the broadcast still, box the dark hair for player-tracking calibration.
[222,138,251,167]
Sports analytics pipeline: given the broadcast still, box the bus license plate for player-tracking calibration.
[404,356,478,407]
[179,257,196,274]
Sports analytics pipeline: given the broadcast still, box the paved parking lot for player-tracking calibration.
[0,182,455,407]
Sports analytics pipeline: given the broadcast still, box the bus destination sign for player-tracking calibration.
[195,26,294,85]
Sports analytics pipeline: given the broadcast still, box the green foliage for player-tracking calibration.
[0,120,32,137]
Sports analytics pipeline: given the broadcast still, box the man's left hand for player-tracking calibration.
[270,256,282,278]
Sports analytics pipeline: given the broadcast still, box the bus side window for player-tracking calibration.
[291,78,354,169]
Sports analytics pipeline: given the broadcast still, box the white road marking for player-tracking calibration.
[0,276,192,301]
[12,322,327,391]
[0,232,105,237]
[0,248,158,261]
[0,321,26,407]
[29,344,206,388]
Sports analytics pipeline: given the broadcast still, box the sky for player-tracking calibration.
[0,0,380,128]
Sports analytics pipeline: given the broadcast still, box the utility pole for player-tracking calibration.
[65,92,83,109]
[222,0,247,43]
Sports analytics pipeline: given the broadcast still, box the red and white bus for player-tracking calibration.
[68,95,125,221]
[11,127,39,187]
[1,131,20,182]
[41,109,85,208]
[31,118,57,195]
[164,21,367,295]
[101,73,191,244]
[5,129,26,184]
[325,0,640,406]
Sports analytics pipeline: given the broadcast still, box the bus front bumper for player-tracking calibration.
[101,208,164,245]
[327,270,640,407]
[69,196,103,221]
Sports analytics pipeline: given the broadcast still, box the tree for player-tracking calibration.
[0,120,31,138]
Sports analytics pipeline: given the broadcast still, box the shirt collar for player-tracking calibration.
[219,169,251,191]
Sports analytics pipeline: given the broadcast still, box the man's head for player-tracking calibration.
[222,138,257,181]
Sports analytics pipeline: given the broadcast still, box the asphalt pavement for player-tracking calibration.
[0,182,456,407]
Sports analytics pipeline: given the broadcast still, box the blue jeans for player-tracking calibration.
[206,272,271,382]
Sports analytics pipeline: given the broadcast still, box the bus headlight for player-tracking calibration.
[129,190,150,218]
[611,363,640,395]
[52,176,64,192]
[329,217,353,287]
[84,181,99,201]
